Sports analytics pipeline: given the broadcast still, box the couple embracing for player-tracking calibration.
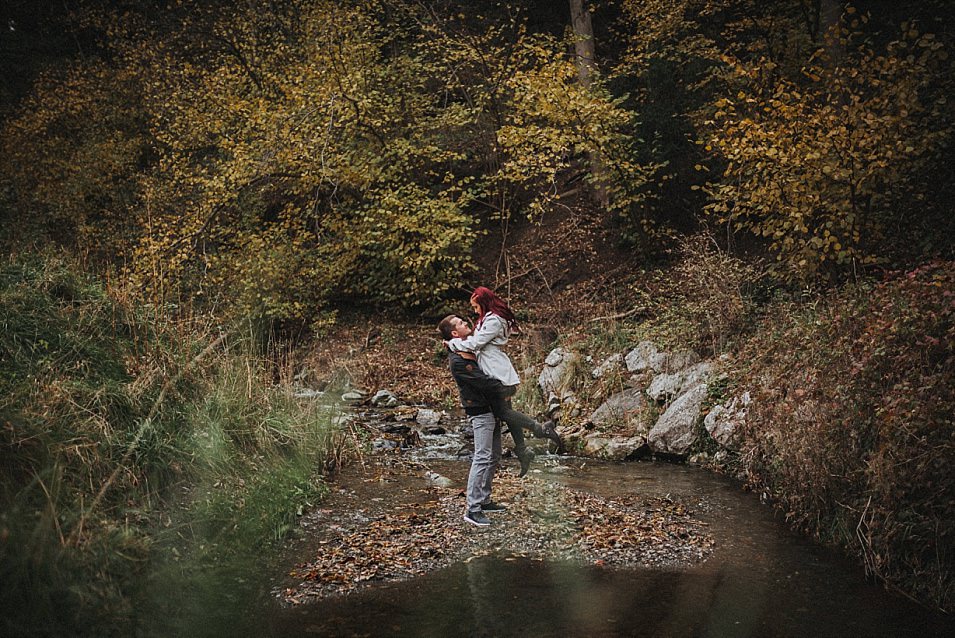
[437,287,562,527]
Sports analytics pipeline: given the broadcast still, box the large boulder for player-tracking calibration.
[704,391,751,450]
[625,341,666,373]
[582,434,646,460]
[538,347,578,395]
[588,388,647,431]
[626,342,702,376]
[648,383,709,455]
[663,349,701,372]
[591,353,623,379]
[538,347,581,418]
[646,362,715,403]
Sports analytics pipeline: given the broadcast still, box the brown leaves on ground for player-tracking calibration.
[282,467,713,604]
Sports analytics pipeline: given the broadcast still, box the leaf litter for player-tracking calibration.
[280,459,713,605]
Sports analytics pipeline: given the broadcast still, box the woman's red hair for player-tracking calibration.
[471,286,518,332]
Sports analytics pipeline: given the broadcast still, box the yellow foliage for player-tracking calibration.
[705,27,953,280]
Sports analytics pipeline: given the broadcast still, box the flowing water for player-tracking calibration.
[147,420,954,637]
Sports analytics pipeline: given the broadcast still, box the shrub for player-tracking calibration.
[734,261,955,611]
[628,234,765,355]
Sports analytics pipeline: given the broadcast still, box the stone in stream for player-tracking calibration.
[372,439,399,452]
[393,406,418,421]
[425,471,454,488]
[415,408,443,428]
[581,434,646,460]
[371,389,399,407]
[379,423,411,434]
[341,390,366,403]
[293,388,325,399]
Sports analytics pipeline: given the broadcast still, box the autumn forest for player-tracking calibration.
[1,0,953,635]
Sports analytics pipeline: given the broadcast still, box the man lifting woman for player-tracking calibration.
[437,287,562,526]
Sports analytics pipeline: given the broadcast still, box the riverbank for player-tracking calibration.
[0,257,336,637]
[2,253,950,635]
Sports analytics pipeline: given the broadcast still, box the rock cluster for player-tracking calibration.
[537,347,582,418]
[543,340,749,461]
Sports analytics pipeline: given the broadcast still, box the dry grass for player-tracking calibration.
[729,261,955,612]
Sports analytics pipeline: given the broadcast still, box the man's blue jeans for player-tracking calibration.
[466,412,501,513]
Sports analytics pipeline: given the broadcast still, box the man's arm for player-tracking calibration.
[446,315,504,353]
[450,354,510,417]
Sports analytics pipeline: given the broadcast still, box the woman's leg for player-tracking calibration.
[488,386,534,476]
[498,385,563,452]
[499,385,545,439]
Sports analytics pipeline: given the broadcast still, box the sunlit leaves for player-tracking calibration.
[129,0,483,317]
[615,0,954,280]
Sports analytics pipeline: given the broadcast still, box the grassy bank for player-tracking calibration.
[726,261,955,611]
[0,256,339,636]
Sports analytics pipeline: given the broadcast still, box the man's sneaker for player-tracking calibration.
[516,447,535,477]
[540,420,564,453]
[463,510,491,526]
[481,501,507,513]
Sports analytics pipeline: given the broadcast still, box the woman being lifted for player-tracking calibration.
[446,287,563,469]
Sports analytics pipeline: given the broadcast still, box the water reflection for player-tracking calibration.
[267,554,952,637]
[263,461,954,638]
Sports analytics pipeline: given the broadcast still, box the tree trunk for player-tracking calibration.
[569,0,596,89]
[820,0,845,65]
[568,0,609,209]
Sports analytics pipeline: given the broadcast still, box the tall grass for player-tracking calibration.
[0,255,342,636]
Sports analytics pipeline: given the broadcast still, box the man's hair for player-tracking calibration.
[437,315,459,340]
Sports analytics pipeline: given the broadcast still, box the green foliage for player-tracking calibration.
[0,60,148,258]
[1,0,672,323]
[734,261,955,611]
[617,234,766,355]
[668,234,766,353]
[491,34,662,220]
[613,0,955,279]
[0,256,337,635]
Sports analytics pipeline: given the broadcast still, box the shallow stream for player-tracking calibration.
[265,459,953,637]
[144,418,955,637]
